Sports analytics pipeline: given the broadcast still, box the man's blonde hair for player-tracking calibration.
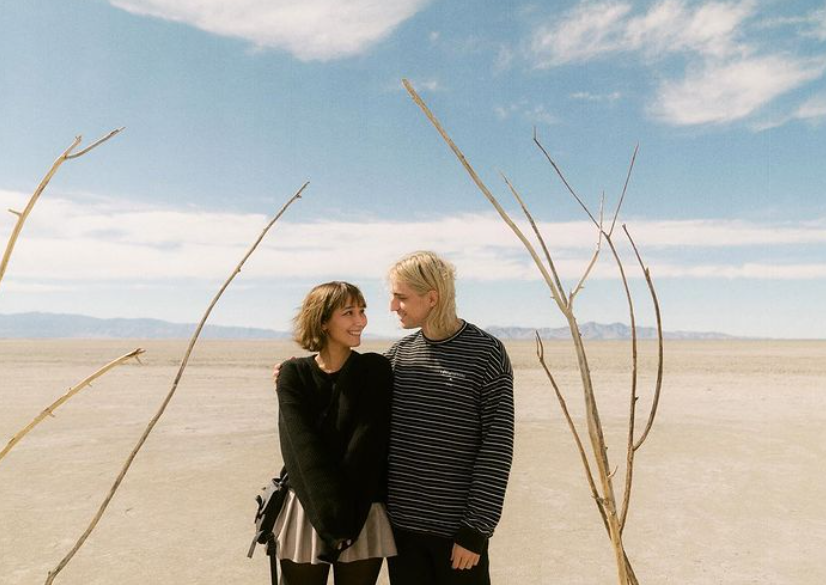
[293,281,366,352]
[388,251,457,334]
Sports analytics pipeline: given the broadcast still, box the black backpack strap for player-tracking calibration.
[266,535,279,585]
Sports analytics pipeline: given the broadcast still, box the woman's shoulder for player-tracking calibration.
[279,355,316,380]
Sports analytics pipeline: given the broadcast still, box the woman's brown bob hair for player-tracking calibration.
[293,281,366,352]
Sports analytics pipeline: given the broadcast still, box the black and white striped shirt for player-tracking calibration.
[385,321,514,552]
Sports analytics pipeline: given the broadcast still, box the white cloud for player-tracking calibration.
[528,1,826,127]
[493,101,557,125]
[3,192,826,286]
[108,0,430,61]
[754,92,826,130]
[651,55,826,125]
[530,0,753,67]
[570,91,622,102]
[531,1,632,67]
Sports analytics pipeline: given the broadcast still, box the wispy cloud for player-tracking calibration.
[528,1,826,127]
[108,0,430,61]
[3,192,826,285]
[530,0,753,68]
[651,55,825,125]
[494,101,557,125]
[570,91,622,102]
[753,92,826,130]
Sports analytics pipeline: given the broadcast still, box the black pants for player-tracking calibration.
[387,527,490,585]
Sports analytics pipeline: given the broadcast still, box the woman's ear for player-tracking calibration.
[427,290,439,308]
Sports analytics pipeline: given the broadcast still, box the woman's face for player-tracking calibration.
[323,298,367,350]
[389,277,436,330]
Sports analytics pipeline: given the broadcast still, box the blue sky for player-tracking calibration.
[1,0,825,338]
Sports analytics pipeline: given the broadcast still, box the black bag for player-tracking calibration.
[248,470,288,584]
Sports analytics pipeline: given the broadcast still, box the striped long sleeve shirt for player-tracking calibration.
[385,321,515,553]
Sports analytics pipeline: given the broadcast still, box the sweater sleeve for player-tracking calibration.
[454,349,515,554]
[277,361,355,547]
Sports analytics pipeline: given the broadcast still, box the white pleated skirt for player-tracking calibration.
[273,489,397,565]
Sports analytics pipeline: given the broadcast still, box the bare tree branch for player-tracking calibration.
[624,224,664,452]
[608,144,639,237]
[44,182,309,585]
[570,192,605,304]
[0,348,144,464]
[533,128,599,229]
[500,171,566,307]
[65,127,125,159]
[536,333,605,522]
[0,128,124,291]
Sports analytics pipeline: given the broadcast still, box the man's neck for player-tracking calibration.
[421,318,463,341]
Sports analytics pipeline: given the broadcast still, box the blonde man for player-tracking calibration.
[385,251,514,585]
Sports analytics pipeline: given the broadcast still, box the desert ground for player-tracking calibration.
[1,338,824,584]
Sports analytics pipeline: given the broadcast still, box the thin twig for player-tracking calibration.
[536,333,606,526]
[624,224,664,451]
[500,171,566,307]
[533,129,599,229]
[402,79,567,313]
[601,235,638,533]
[44,183,308,585]
[0,128,124,291]
[570,192,605,304]
[65,127,125,159]
[0,348,144,464]
[608,144,639,237]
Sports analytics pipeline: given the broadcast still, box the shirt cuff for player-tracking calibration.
[454,524,489,555]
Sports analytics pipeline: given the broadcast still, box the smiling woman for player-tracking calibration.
[272,281,397,584]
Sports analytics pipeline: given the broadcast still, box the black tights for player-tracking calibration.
[280,557,383,585]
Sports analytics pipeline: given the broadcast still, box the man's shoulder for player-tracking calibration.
[457,322,512,376]
[459,322,507,351]
[386,330,422,352]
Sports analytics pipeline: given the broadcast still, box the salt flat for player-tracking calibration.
[1,339,824,584]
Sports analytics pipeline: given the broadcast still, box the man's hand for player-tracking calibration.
[272,356,295,386]
[450,543,480,570]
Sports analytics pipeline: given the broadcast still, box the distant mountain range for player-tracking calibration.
[0,312,738,340]
[0,312,290,340]
[486,323,737,341]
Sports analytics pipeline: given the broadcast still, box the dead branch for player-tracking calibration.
[535,334,605,524]
[570,193,605,304]
[0,348,144,464]
[0,128,124,291]
[624,224,664,451]
[44,182,309,585]
[603,234,639,532]
[500,172,566,306]
[533,129,599,229]
[608,144,639,237]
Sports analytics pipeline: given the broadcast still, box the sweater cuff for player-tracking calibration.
[454,525,488,555]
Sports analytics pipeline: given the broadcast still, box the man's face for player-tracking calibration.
[389,277,436,330]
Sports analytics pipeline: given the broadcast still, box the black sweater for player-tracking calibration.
[276,351,392,562]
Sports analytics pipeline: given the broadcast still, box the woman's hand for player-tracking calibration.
[450,543,480,570]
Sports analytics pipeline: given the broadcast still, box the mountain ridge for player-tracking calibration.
[0,312,742,340]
